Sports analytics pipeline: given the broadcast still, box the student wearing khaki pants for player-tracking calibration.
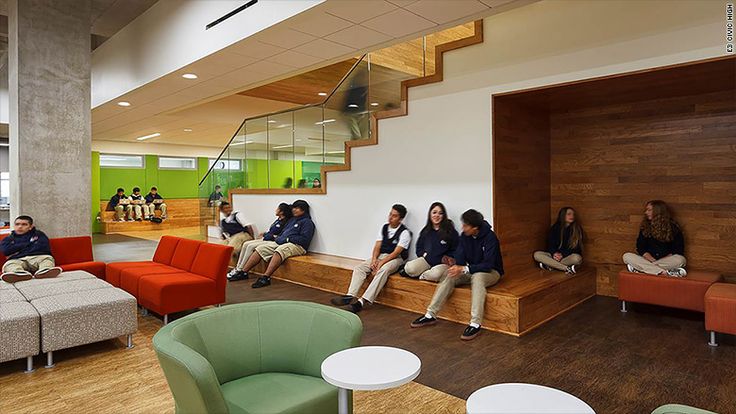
[400,201,459,282]
[623,200,687,277]
[1,215,62,283]
[331,204,412,313]
[410,209,504,341]
[533,207,584,274]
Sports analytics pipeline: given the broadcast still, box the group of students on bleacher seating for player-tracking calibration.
[222,198,688,341]
[107,186,167,222]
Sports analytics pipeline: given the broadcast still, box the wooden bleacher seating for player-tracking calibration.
[99,198,216,233]
[255,253,596,336]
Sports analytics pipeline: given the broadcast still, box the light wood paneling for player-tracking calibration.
[99,198,212,234]
[255,252,595,336]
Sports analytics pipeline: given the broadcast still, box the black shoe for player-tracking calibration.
[398,266,416,278]
[345,300,364,313]
[461,325,481,341]
[410,315,437,328]
[227,270,249,282]
[330,295,355,306]
[251,276,271,288]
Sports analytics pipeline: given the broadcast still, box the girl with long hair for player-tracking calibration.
[623,200,686,276]
[227,202,293,281]
[400,202,459,282]
[533,207,584,274]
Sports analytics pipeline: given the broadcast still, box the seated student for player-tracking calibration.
[1,215,62,283]
[219,202,255,261]
[108,187,128,222]
[400,202,458,282]
[331,204,412,313]
[127,187,148,221]
[209,185,225,207]
[238,200,315,289]
[228,202,292,281]
[410,209,504,341]
[144,186,167,220]
[623,200,686,277]
[533,207,583,274]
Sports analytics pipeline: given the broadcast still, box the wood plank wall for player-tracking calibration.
[492,98,551,271]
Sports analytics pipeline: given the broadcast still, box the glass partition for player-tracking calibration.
[294,106,325,189]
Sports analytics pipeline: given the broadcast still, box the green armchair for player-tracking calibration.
[153,301,363,414]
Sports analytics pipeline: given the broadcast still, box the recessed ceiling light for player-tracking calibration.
[183,128,193,132]
[314,119,336,125]
[347,104,358,108]
[182,73,198,79]
[117,101,131,107]
[370,102,379,107]
[318,92,327,96]
[229,140,254,146]
[267,120,277,124]
[272,144,293,149]
[136,132,161,141]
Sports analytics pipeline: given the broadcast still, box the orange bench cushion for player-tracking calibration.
[60,261,106,279]
[618,269,722,312]
[106,262,159,287]
[705,283,736,335]
[119,265,185,297]
[138,273,219,315]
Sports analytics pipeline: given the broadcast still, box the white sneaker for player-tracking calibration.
[538,262,545,270]
[567,265,577,275]
[127,218,134,222]
[626,264,637,273]
[227,268,241,278]
[666,268,687,278]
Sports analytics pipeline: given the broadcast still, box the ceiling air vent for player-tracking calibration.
[206,0,259,30]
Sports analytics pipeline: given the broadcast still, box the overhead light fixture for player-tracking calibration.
[229,140,254,146]
[326,150,345,154]
[136,132,161,141]
[117,101,131,107]
[267,120,277,124]
[347,104,358,108]
[182,73,198,79]
[183,128,193,132]
[318,92,327,96]
[315,119,336,125]
[272,144,293,149]
[370,102,379,107]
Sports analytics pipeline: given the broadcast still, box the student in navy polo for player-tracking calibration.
[400,201,459,281]
[218,202,255,263]
[228,202,292,281]
[331,204,412,313]
[238,200,315,289]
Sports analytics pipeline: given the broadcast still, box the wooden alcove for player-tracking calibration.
[492,55,736,297]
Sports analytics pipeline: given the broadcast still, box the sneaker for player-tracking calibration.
[251,276,271,288]
[461,325,481,341]
[330,295,355,306]
[118,218,126,222]
[666,268,687,278]
[144,216,151,221]
[626,264,640,273]
[127,218,134,222]
[410,315,437,328]
[345,300,364,313]
[135,218,142,222]
[227,270,249,281]
[34,267,62,279]
[1,272,33,283]
[538,262,552,271]
[566,265,577,275]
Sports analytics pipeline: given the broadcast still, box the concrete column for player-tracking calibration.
[8,0,91,237]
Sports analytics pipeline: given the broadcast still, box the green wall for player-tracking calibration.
[91,152,101,233]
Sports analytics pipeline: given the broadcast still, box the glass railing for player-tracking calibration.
[198,21,478,238]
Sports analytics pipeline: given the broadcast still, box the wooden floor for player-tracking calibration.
[255,253,596,336]
[2,234,733,413]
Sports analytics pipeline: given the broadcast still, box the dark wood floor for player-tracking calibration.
[92,234,735,414]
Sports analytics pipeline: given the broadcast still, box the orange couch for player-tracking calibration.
[105,236,232,321]
[0,235,106,279]
[705,283,736,345]
[618,269,722,312]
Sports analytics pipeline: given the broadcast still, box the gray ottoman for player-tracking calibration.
[0,282,40,372]
[29,286,137,367]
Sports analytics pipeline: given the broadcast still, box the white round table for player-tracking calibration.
[321,346,421,414]
[466,383,595,414]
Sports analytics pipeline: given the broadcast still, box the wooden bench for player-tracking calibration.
[255,253,596,336]
[98,198,216,234]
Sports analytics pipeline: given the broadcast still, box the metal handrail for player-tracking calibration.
[198,54,368,186]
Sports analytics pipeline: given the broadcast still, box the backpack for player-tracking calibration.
[150,217,163,224]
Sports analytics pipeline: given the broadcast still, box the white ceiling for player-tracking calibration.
[92,0,529,149]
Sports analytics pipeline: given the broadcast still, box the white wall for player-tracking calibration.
[232,0,730,260]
